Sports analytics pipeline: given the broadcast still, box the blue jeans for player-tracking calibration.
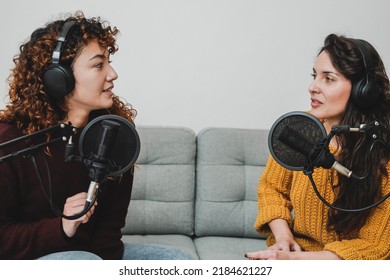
[37,243,194,260]
[37,251,102,260]
[122,243,194,260]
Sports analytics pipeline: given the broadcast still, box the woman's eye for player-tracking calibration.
[326,76,334,82]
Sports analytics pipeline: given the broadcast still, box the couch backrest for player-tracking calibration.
[195,127,269,239]
[122,126,196,236]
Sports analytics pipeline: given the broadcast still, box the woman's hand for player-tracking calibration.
[245,250,296,260]
[245,219,302,259]
[268,237,302,252]
[245,249,342,260]
[61,192,97,238]
[267,218,302,251]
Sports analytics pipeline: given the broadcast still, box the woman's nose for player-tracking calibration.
[107,65,118,81]
[308,79,319,94]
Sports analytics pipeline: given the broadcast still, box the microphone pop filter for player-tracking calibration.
[268,111,327,171]
[79,115,141,176]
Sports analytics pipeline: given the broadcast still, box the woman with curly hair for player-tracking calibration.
[246,34,390,260]
[0,11,193,260]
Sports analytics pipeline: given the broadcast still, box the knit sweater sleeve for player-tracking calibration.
[0,124,69,259]
[324,164,390,260]
[254,155,294,236]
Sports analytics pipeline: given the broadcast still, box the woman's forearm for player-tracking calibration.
[268,218,294,240]
[291,250,342,260]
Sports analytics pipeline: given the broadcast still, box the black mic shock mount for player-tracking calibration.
[83,119,121,205]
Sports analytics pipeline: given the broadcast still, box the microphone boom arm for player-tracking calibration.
[0,123,77,162]
[0,123,83,220]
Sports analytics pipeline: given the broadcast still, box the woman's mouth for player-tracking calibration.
[311,98,322,108]
[102,87,114,95]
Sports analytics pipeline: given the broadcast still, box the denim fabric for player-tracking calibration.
[37,251,102,260]
[37,243,194,260]
[122,243,194,260]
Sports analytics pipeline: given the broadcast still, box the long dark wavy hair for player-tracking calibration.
[0,11,136,134]
[320,34,390,236]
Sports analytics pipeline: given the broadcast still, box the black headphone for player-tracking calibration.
[43,20,77,99]
[350,38,381,109]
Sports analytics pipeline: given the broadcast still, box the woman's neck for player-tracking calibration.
[65,110,89,128]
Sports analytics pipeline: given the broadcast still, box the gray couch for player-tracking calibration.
[121,126,270,259]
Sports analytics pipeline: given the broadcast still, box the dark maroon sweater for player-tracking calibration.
[0,122,133,259]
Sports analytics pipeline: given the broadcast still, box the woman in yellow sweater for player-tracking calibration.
[246,34,390,260]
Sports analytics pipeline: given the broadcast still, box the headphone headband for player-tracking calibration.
[51,20,77,64]
[351,39,375,74]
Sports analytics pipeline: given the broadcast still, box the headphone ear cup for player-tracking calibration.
[351,78,366,108]
[351,73,381,109]
[43,64,75,99]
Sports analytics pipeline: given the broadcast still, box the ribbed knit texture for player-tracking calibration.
[255,155,390,260]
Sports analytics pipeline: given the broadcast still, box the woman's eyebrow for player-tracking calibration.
[89,54,106,61]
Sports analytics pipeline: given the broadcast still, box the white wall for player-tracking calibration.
[1,0,389,133]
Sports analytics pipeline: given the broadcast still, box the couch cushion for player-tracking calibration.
[122,126,196,236]
[194,236,267,260]
[195,127,269,239]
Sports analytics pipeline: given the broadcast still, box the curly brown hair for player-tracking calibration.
[0,11,136,134]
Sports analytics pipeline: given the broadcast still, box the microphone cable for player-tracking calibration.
[305,139,390,212]
[306,171,390,212]
[31,153,97,220]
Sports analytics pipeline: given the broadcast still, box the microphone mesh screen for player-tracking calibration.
[79,115,140,176]
[268,111,326,171]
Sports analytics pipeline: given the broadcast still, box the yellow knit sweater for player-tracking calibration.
[255,155,390,260]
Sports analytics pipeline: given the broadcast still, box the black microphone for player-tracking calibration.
[277,124,354,178]
[85,120,121,203]
[78,115,140,206]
